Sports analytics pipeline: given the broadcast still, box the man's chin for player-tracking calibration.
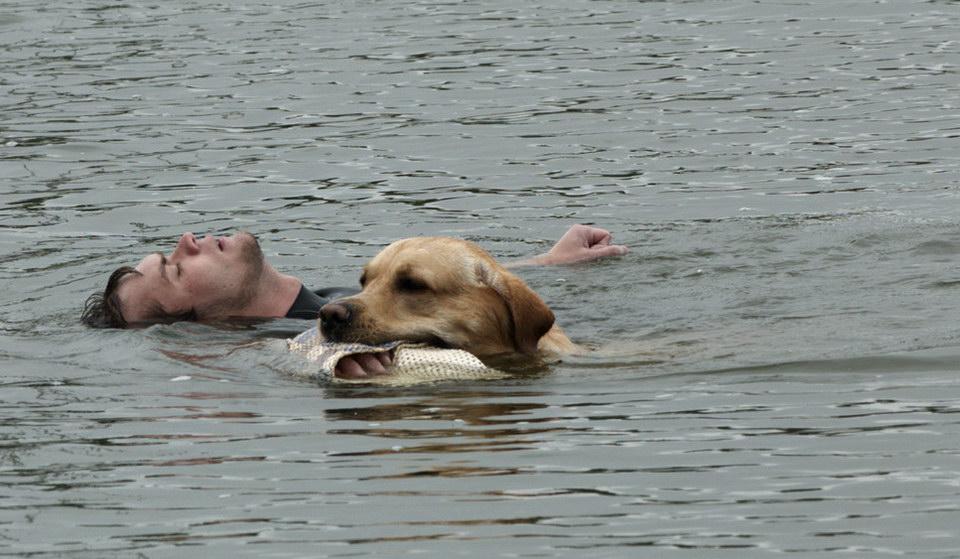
[240,231,266,279]
[233,231,263,256]
[234,230,260,245]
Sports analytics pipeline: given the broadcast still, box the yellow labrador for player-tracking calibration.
[319,237,580,358]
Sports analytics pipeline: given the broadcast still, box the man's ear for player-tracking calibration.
[476,261,555,354]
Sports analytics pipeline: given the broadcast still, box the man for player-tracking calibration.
[81,224,627,377]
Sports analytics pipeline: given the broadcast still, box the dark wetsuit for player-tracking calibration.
[284,285,359,320]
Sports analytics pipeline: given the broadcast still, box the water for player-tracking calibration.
[2,0,960,557]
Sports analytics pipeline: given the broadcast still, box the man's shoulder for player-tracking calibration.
[285,286,359,320]
[311,286,360,300]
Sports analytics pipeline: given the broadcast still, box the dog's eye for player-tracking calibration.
[396,275,429,293]
[359,272,367,287]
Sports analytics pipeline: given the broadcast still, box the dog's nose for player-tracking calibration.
[319,301,352,331]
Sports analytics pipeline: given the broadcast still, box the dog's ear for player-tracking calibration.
[476,261,555,354]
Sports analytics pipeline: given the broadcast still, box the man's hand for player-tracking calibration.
[518,224,628,266]
[334,351,394,379]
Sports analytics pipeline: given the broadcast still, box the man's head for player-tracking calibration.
[82,231,266,328]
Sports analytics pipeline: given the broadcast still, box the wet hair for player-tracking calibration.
[81,265,198,328]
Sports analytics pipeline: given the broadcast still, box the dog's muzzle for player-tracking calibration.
[319,301,354,340]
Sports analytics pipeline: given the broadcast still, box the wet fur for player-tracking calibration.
[320,237,580,358]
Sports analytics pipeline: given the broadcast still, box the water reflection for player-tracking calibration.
[326,392,550,425]
[324,391,558,463]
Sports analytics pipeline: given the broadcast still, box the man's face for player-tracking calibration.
[117,231,265,324]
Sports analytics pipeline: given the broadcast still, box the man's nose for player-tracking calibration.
[171,232,200,259]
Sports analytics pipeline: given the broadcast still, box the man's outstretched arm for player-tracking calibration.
[507,224,629,267]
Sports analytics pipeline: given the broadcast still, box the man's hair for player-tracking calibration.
[81,266,139,328]
[81,266,197,328]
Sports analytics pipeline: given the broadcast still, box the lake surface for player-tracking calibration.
[2,0,960,557]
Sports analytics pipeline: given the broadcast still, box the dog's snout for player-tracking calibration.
[320,302,351,325]
[320,301,357,341]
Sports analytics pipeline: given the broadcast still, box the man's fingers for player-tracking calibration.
[587,244,629,260]
[573,224,612,247]
[356,353,387,375]
[335,356,367,379]
[376,350,393,368]
[599,244,628,256]
[538,224,626,265]
[589,230,613,247]
[334,352,393,379]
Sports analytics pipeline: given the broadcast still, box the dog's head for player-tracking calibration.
[319,237,555,357]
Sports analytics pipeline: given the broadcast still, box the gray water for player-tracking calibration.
[2,0,960,557]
